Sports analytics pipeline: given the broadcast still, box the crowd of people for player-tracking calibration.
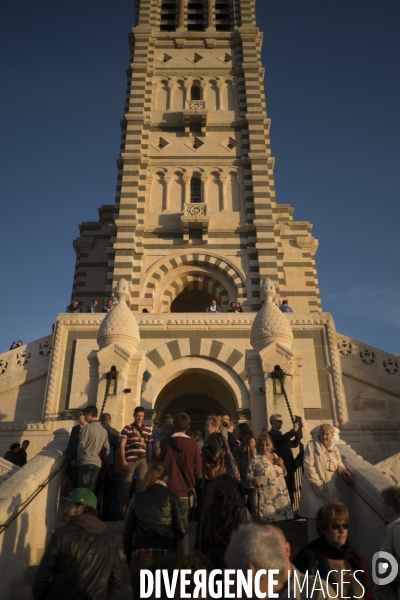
[30,407,398,599]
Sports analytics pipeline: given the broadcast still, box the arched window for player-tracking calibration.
[191,85,202,101]
[190,177,202,203]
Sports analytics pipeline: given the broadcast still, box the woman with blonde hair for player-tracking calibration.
[298,423,352,541]
[123,463,186,599]
[195,414,240,549]
[246,432,294,523]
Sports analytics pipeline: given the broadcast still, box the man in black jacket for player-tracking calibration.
[32,488,121,599]
[268,414,301,506]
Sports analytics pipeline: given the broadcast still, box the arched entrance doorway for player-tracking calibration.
[153,370,237,432]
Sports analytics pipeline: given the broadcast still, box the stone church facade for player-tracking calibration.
[0,0,399,467]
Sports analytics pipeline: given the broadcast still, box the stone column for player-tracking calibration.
[164,174,172,211]
[220,175,227,210]
[217,82,224,110]
[183,175,191,204]
[207,0,214,29]
[179,0,185,28]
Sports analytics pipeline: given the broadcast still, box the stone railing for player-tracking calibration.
[0,335,53,382]
[375,453,400,485]
[183,202,207,216]
[185,100,205,110]
[0,428,69,597]
[0,458,20,484]
[336,332,399,392]
[337,439,392,566]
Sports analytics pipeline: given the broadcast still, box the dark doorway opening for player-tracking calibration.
[171,288,213,312]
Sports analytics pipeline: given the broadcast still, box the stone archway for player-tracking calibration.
[153,370,237,431]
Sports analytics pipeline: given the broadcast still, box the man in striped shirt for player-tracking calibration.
[119,406,152,516]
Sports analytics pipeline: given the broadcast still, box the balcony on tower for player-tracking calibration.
[181,202,210,244]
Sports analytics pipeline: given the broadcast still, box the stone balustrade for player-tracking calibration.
[185,99,205,110]
[0,334,52,382]
[0,458,20,484]
[0,428,69,597]
[337,438,392,567]
[183,202,207,217]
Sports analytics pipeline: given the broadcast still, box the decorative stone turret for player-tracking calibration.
[95,278,144,432]
[246,278,305,436]
[97,279,140,352]
[250,278,293,352]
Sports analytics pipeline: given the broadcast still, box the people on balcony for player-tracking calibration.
[298,423,352,541]
[227,301,243,312]
[205,298,221,313]
[102,298,114,313]
[246,432,294,524]
[279,299,293,313]
[293,501,373,599]
[66,300,81,313]
[9,339,23,350]
[87,299,98,313]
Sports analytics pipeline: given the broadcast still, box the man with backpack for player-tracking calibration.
[159,412,202,557]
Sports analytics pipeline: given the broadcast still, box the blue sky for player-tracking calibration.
[0,1,399,354]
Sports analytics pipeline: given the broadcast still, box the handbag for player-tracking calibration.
[203,443,228,482]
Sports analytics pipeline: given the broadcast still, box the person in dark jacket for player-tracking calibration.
[32,488,121,600]
[100,413,121,521]
[293,501,372,599]
[195,415,240,550]
[17,439,30,466]
[200,474,247,567]
[4,443,22,466]
[123,463,186,600]
[268,413,301,505]
[159,412,202,557]
[66,411,87,488]
[215,408,240,464]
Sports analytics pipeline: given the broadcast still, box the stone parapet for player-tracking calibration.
[0,428,69,598]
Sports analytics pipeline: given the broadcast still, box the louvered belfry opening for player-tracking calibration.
[187,1,206,31]
[215,0,232,31]
[160,0,177,31]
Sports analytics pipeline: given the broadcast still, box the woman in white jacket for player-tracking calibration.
[298,424,352,541]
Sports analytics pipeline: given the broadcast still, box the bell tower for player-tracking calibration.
[72,0,321,314]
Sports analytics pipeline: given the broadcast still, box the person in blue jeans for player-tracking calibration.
[77,405,109,491]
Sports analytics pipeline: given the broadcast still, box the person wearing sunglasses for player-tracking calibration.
[293,501,372,599]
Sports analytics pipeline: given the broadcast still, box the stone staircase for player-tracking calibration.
[9,519,308,599]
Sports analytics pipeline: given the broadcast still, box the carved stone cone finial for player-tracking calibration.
[97,278,140,351]
[114,278,131,304]
[250,278,293,352]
